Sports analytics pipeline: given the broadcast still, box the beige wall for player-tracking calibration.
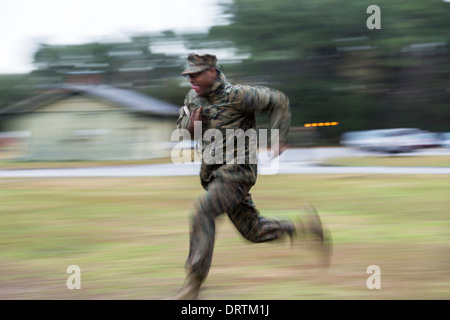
[5,95,177,161]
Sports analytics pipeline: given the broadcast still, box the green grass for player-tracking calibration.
[0,174,449,299]
[1,153,449,170]
[321,155,450,167]
[0,158,173,170]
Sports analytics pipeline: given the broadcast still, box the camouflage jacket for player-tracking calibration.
[177,73,291,189]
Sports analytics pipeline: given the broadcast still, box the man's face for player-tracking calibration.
[187,68,217,97]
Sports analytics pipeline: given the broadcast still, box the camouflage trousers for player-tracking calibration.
[185,177,295,284]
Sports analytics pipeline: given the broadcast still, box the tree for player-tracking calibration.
[203,0,450,136]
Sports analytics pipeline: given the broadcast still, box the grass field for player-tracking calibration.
[0,174,449,300]
[320,154,450,168]
[0,158,173,170]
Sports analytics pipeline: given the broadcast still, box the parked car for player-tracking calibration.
[440,133,450,148]
[405,131,441,149]
[340,128,439,153]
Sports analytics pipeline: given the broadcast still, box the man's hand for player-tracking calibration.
[271,142,288,159]
[187,106,202,137]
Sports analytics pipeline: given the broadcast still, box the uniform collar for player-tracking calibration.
[204,72,227,99]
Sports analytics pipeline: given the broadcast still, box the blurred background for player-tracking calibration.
[0,0,450,161]
[1,1,449,301]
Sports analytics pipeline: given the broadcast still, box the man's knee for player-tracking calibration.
[201,181,248,217]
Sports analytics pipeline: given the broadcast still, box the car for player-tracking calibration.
[340,128,438,153]
[405,131,441,149]
[440,133,450,148]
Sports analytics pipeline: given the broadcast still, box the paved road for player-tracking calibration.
[1,147,449,178]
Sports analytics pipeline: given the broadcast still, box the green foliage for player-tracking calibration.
[0,74,37,121]
[2,0,450,141]
[207,0,450,135]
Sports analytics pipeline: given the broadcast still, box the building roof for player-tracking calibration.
[0,84,180,117]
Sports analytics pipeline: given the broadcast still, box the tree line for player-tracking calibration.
[1,0,449,142]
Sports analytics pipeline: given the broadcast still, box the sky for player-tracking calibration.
[0,0,230,74]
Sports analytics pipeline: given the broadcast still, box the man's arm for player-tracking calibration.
[186,107,202,137]
[176,96,191,130]
[233,85,291,156]
[176,95,202,137]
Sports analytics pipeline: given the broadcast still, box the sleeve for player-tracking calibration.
[176,95,191,130]
[232,85,291,144]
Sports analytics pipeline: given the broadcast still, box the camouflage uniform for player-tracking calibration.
[175,54,295,298]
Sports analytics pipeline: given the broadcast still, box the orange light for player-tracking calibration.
[305,122,339,127]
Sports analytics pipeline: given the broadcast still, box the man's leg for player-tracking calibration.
[227,192,295,243]
[229,197,333,269]
[174,179,249,299]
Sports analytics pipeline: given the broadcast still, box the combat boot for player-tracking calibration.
[297,203,333,269]
[169,273,203,300]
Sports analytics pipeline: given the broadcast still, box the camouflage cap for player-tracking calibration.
[181,53,218,75]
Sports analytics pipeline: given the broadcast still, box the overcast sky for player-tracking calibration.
[0,0,229,74]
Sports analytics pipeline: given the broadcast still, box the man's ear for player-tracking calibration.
[207,67,218,79]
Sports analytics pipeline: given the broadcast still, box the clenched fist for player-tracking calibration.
[187,106,202,137]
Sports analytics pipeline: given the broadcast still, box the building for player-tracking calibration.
[0,85,180,161]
